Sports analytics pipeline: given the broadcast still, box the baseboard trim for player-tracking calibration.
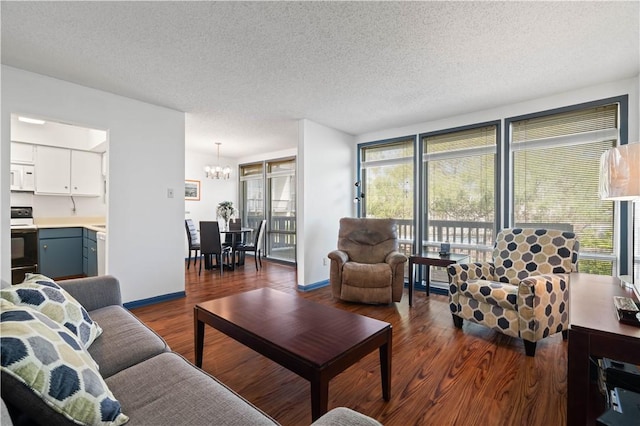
[124,291,186,309]
[297,280,329,292]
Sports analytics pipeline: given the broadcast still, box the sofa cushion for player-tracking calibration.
[0,300,128,426]
[87,305,169,378]
[337,218,398,264]
[1,274,103,349]
[460,279,518,311]
[105,352,278,425]
[343,262,391,288]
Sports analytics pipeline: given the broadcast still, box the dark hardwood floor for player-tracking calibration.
[130,259,567,426]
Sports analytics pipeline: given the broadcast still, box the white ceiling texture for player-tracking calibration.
[1,1,639,159]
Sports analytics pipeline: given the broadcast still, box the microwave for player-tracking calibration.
[10,164,35,192]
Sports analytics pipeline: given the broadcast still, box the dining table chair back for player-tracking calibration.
[224,218,243,247]
[199,221,231,276]
[185,219,200,269]
[235,219,267,270]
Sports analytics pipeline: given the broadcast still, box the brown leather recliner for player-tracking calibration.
[328,217,408,304]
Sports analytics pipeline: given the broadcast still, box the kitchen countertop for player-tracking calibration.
[34,217,106,233]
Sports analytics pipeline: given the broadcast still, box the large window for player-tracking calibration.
[359,137,414,256]
[357,96,630,291]
[421,124,498,264]
[508,103,619,274]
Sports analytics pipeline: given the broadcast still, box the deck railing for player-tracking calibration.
[247,215,572,267]
[396,219,572,264]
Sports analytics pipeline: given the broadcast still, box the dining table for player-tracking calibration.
[221,227,254,269]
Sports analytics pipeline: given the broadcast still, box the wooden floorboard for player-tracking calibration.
[130,259,567,426]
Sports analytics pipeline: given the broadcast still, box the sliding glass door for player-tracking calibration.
[239,163,264,230]
[267,158,296,262]
[239,157,296,264]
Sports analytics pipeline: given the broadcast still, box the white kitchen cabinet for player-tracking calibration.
[35,145,71,194]
[35,145,102,196]
[71,150,102,196]
[11,142,35,164]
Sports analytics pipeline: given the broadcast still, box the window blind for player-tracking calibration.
[421,125,497,262]
[511,103,618,273]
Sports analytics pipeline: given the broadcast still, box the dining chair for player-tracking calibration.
[234,219,267,270]
[199,221,232,276]
[223,218,243,248]
[184,219,200,270]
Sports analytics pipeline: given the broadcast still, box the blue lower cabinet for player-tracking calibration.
[39,228,83,279]
[86,238,97,277]
[82,228,98,277]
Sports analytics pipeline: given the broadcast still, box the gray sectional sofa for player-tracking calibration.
[1,275,381,426]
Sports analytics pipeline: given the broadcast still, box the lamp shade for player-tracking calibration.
[599,143,640,201]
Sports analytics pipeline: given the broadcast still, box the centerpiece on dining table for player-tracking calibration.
[216,201,236,231]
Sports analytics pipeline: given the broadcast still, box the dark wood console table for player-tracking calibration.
[567,273,640,425]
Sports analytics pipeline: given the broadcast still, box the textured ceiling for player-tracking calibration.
[1,1,638,159]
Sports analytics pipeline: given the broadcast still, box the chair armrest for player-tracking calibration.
[328,249,349,266]
[385,251,408,267]
[57,275,122,311]
[447,262,495,285]
[518,273,569,342]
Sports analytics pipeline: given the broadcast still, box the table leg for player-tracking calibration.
[379,329,392,401]
[567,328,589,426]
[409,258,414,307]
[425,264,431,297]
[230,233,237,270]
[194,311,205,368]
[310,376,329,422]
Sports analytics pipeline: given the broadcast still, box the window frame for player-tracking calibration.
[357,135,418,256]
[504,95,630,275]
[418,120,502,260]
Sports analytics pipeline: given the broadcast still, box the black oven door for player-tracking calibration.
[11,228,38,284]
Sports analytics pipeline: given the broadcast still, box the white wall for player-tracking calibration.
[10,191,106,218]
[184,148,238,256]
[1,66,186,303]
[298,119,355,288]
[357,77,639,145]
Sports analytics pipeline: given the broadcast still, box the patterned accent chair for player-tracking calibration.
[328,217,408,304]
[447,228,579,356]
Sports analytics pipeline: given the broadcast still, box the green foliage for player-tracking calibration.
[365,164,413,219]
[364,147,616,277]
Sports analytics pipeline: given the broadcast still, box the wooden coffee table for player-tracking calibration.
[194,288,392,421]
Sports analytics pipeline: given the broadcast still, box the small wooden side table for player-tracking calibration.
[408,252,470,306]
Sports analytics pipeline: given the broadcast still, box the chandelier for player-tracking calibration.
[204,142,231,180]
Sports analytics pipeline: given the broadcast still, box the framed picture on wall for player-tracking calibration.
[185,180,200,201]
